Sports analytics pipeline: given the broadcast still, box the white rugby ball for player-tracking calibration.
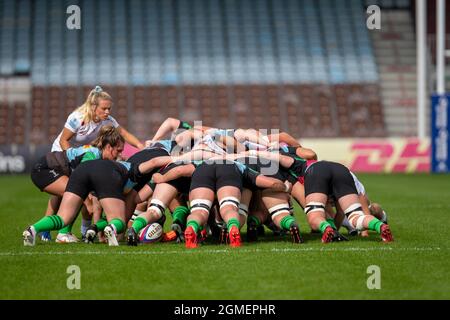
[138,223,163,244]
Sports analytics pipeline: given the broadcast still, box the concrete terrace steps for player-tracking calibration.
[371,10,421,137]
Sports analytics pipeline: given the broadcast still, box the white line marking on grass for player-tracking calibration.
[271,247,442,252]
[0,247,443,257]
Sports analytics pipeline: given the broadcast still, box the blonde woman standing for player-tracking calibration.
[44,86,144,243]
[52,85,144,152]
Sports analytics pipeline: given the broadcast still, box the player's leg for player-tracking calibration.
[84,193,107,243]
[41,175,81,243]
[135,184,177,230]
[169,196,189,242]
[217,186,242,247]
[23,192,84,246]
[262,190,303,243]
[304,192,334,243]
[100,197,127,246]
[329,161,393,242]
[79,203,92,241]
[238,188,252,228]
[40,176,68,241]
[246,190,265,242]
[338,195,393,242]
[185,187,215,248]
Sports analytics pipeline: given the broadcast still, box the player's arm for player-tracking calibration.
[152,164,196,184]
[267,131,301,147]
[359,194,371,215]
[359,194,372,237]
[137,156,172,175]
[246,150,295,168]
[150,117,182,142]
[242,165,290,192]
[59,128,76,151]
[174,128,196,148]
[218,135,239,153]
[235,128,270,146]
[255,175,291,193]
[209,153,240,161]
[117,126,144,150]
[198,125,212,131]
[171,150,204,162]
[295,146,317,160]
[87,193,102,224]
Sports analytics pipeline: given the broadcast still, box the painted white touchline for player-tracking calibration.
[0,247,443,256]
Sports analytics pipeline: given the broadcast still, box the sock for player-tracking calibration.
[186,220,200,233]
[95,218,108,231]
[226,218,240,231]
[33,215,64,233]
[110,218,125,234]
[280,215,296,231]
[130,210,143,222]
[172,206,189,227]
[81,218,92,236]
[368,218,383,234]
[132,216,148,234]
[342,216,355,230]
[326,218,337,230]
[248,215,261,226]
[58,223,73,235]
[319,221,332,234]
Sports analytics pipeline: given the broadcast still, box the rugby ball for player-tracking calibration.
[138,223,163,244]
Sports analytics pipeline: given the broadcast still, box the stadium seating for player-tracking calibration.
[0,0,390,145]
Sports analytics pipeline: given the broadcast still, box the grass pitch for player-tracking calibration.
[0,174,449,299]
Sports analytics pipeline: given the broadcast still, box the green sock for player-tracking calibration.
[33,215,64,233]
[248,215,261,226]
[326,218,337,230]
[132,217,148,234]
[227,218,240,231]
[186,220,200,233]
[110,218,125,234]
[95,218,108,231]
[58,223,73,234]
[368,218,383,234]
[319,221,332,234]
[280,215,296,231]
[172,206,189,227]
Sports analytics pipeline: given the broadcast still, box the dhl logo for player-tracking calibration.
[349,139,430,173]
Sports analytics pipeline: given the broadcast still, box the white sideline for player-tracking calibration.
[0,247,443,256]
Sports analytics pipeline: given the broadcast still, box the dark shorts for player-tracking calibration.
[190,162,242,192]
[304,161,357,199]
[31,156,66,191]
[128,148,169,191]
[66,160,128,200]
[159,163,191,195]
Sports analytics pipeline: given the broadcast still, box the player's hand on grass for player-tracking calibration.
[360,230,369,237]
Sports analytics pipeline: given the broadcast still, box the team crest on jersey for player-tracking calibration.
[77,125,90,136]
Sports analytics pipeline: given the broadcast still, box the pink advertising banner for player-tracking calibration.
[301,138,430,173]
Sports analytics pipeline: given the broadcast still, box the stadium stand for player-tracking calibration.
[4,0,438,145]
